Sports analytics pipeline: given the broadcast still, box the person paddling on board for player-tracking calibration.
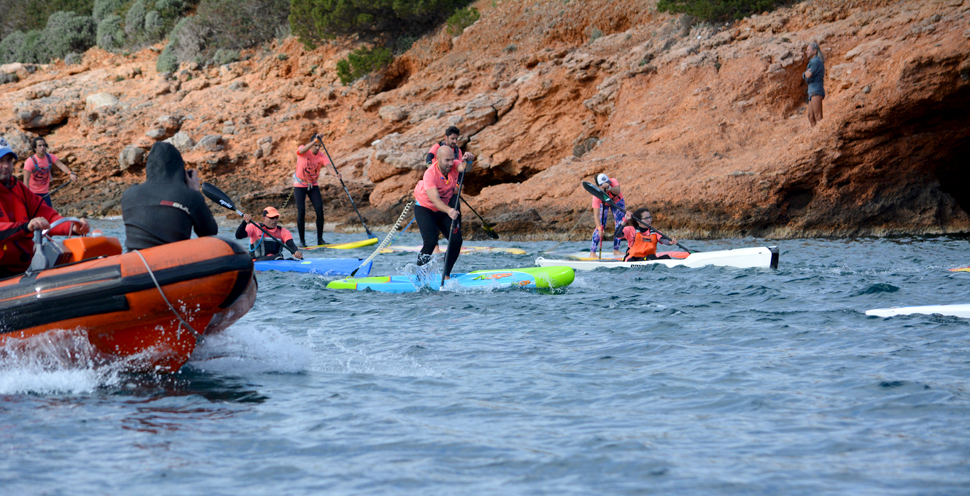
[413,145,475,280]
[619,207,678,262]
[294,133,334,247]
[235,206,303,261]
[0,136,90,278]
[121,142,217,251]
[424,126,464,166]
[22,137,77,207]
[590,173,625,258]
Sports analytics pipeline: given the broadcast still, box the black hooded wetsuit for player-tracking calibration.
[121,142,218,251]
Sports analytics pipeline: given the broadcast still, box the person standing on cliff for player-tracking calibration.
[803,42,825,127]
[424,126,464,166]
[589,173,626,258]
[294,133,334,247]
[22,137,77,207]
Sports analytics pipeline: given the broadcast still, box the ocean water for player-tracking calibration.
[2,219,969,495]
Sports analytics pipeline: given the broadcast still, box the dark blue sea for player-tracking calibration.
[2,219,969,495]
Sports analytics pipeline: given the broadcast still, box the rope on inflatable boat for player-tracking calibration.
[351,200,413,276]
[133,249,205,345]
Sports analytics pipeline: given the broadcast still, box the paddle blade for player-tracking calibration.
[202,182,236,211]
[582,181,615,208]
[482,224,500,239]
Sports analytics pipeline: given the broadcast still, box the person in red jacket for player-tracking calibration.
[0,137,89,278]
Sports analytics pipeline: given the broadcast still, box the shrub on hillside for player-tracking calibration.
[290,0,469,48]
[96,14,125,51]
[143,10,165,39]
[45,11,97,60]
[0,31,27,65]
[446,6,480,36]
[93,0,124,23]
[0,0,94,41]
[212,48,240,66]
[335,46,392,85]
[125,0,148,37]
[656,0,792,23]
[194,0,289,50]
[156,42,178,72]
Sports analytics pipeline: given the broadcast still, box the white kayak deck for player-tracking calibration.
[865,304,970,318]
[535,246,778,270]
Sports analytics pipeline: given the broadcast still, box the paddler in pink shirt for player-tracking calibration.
[22,137,76,207]
[413,145,475,280]
[293,133,335,247]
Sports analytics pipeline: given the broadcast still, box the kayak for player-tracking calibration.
[327,266,575,293]
[555,251,688,261]
[535,246,779,270]
[305,238,378,250]
[380,244,527,255]
[0,236,256,373]
[866,304,970,318]
[254,258,372,276]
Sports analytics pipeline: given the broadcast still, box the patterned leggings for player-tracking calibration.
[590,198,626,252]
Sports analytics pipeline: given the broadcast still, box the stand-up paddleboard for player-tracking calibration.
[949,266,970,273]
[537,247,778,270]
[305,238,378,250]
[379,245,526,255]
[327,266,574,293]
[865,304,970,318]
[254,258,372,276]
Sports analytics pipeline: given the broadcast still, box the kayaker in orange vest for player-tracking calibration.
[235,206,303,261]
[0,137,90,278]
[619,207,678,262]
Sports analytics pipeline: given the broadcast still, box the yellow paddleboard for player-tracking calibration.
[306,238,378,250]
[949,266,970,272]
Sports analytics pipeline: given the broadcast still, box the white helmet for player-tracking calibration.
[596,173,610,186]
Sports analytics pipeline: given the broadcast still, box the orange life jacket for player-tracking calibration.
[627,230,660,259]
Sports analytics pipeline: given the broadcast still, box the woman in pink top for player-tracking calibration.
[590,173,626,257]
[413,145,475,279]
[294,134,334,246]
[22,137,76,207]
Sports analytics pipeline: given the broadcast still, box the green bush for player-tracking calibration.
[0,0,94,40]
[0,31,27,64]
[125,0,148,37]
[291,0,469,48]
[64,52,83,65]
[213,48,240,65]
[93,0,124,23]
[656,0,791,23]
[45,11,97,60]
[336,45,392,85]
[143,10,165,39]
[195,0,290,51]
[0,72,20,84]
[96,14,124,50]
[446,6,480,36]
[156,42,177,72]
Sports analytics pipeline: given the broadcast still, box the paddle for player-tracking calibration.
[316,139,376,239]
[441,167,467,287]
[581,181,694,253]
[201,182,298,256]
[459,197,499,239]
[47,178,74,197]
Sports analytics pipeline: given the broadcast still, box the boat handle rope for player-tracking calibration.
[133,249,205,345]
[351,200,413,276]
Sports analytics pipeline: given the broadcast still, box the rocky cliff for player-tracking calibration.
[1,0,968,239]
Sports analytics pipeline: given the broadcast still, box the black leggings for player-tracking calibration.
[414,198,462,278]
[294,186,323,244]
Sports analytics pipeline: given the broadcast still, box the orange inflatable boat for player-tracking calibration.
[0,235,255,373]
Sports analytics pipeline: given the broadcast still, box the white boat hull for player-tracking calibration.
[535,246,778,270]
[866,304,970,318]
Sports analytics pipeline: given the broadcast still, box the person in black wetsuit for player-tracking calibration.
[121,142,218,251]
[424,126,463,166]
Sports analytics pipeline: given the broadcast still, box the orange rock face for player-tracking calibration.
[1,0,968,239]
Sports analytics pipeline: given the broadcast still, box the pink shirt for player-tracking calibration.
[414,163,460,212]
[294,149,330,187]
[245,224,294,246]
[24,153,59,194]
[591,178,623,209]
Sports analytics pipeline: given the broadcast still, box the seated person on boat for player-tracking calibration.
[0,137,90,278]
[620,207,678,262]
[235,206,303,261]
[121,142,218,251]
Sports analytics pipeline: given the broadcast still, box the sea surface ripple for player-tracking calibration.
[1,220,968,495]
